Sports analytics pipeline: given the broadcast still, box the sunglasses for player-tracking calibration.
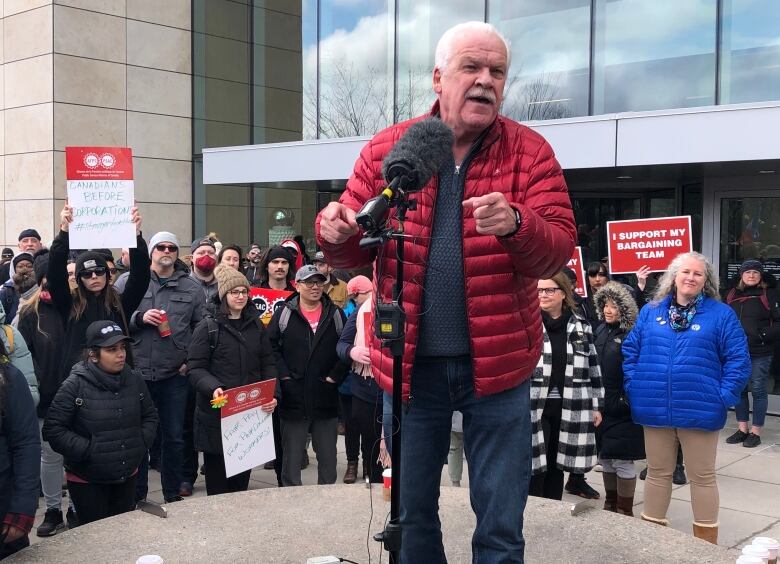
[155,244,179,253]
[80,267,107,279]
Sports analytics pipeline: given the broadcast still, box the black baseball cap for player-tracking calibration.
[86,320,132,348]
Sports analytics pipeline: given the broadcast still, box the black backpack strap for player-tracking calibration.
[205,316,220,353]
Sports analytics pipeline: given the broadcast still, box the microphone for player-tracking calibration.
[356,118,454,236]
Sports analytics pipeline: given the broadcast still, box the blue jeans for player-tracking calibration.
[735,355,771,428]
[135,375,187,501]
[400,357,531,564]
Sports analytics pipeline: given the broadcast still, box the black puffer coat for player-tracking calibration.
[42,361,158,483]
[727,286,780,357]
[267,294,348,421]
[187,305,279,455]
[593,282,645,461]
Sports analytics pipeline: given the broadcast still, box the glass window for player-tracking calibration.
[720,0,780,104]
[302,0,318,139]
[395,1,484,122]
[252,183,318,250]
[490,0,590,122]
[592,0,717,114]
[317,0,393,138]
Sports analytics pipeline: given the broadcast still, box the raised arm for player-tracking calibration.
[119,207,152,320]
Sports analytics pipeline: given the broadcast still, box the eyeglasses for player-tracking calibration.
[155,244,179,253]
[300,279,326,288]
[108,268,117,275]
[537,287,561,296]
[227,289,249,297]
[80,267,107,279]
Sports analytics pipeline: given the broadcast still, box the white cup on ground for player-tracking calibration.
[742,544,770,563]
[753,538,780,564]
[136,556,164,564]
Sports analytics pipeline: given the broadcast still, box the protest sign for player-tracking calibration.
[566,246,587,297]
[66,147,136,249]
[250,288,293,325]
[220,379,277,478]
[607,216,692,274]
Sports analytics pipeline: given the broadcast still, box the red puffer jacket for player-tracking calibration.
[315,104,576,398]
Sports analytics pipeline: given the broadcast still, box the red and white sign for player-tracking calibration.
[220,379,277,478]
[250,288,294,325]
[566,246,587,298]
[65,147,136,249]
[607,216,692,274]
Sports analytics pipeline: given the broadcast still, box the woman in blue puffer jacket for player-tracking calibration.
[622,251,749,545]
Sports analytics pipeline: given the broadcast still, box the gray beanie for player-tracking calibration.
[148,232,180,256]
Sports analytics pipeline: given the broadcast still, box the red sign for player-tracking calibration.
[566,246,587,297]
[250,288,294,325]
[607,216,692,274]
[65,146,133,180]
[220,379,276,419]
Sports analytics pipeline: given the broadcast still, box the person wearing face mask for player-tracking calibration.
[593,282,644,517]
[43,321,158,525]
[125,232,205,504]
[623,252,750,544]
[530,272,603,501]
[18,250,79,536]
[724,259,780,448]
[189,238,219,312]
[47,205,151,391]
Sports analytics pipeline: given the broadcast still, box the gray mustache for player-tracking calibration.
[465,87,496,103]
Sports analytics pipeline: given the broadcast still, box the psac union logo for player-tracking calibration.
[236,392,248,403]
[249,388,261,400]
[83,152,117,170]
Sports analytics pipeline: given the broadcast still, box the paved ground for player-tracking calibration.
[29,412,780,557]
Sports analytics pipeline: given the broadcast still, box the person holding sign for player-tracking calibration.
[623,252,750,544]
[42,321,158,526]
[48,205,150,384]
[187,266,278,496]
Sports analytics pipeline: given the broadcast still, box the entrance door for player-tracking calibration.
[716,193,780,413]
[571,195,641,266]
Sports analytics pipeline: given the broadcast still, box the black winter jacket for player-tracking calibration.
[0,364,40,524]
[48,230,151,380]
[594,323,644,461]
[267,294,348,421]
[128,266,205,381]
[42,361,158,484]
[187,306,279,454]
[17,297,66,418]
[727,286,780,357]
[336,310,382,404]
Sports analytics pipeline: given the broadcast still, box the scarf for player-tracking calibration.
[669,292,704,331]
[353,298,372,377]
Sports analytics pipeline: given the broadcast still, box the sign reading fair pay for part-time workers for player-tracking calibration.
[607,216,692,274]
[65,147,136,250]
[220,379,277,478]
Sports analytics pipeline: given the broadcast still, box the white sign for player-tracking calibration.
[219,380,276,478]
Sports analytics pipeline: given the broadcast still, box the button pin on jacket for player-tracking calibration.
[691,324,701,331]
[659,320,666,325]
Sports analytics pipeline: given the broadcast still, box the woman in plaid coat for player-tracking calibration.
[530,271,604,500]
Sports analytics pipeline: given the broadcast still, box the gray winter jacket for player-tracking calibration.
[127,266,205,382]
[0,301,38,406]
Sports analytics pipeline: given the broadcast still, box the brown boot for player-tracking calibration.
[343,460,358,484]
[616,477,636,517]
[692,521,718,545]
[602,472,617,512]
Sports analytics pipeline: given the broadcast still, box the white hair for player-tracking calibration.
[434,21,511,73]
[651,251,720,303]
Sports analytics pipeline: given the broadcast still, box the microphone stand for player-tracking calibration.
[360,193,416,564]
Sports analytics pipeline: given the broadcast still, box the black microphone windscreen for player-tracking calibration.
[381,118,454,190]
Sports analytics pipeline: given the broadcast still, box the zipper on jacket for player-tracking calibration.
[667,318,676,427]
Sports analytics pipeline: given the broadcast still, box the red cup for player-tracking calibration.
[158,310,171,337]
[382,469,391,501]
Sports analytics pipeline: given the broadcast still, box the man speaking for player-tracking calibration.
[316,22,576,563]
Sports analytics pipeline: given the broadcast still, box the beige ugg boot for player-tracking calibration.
[692,521,719,545]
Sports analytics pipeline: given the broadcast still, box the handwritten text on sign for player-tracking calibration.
[220,379,277,478]
[607,216,693,274]
[566,246,587,297]
[65,147,136,250]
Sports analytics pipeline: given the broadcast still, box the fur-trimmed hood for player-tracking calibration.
[594,281,638,331]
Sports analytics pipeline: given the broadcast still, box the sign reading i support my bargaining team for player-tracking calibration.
[607,216,692,274]
[65,147,136,250]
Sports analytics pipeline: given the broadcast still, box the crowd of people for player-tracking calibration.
[0,20,774,564]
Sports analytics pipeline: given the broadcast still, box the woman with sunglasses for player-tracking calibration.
[530,271,604,501]
[48,205,150,382]
[187,266,278,495]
